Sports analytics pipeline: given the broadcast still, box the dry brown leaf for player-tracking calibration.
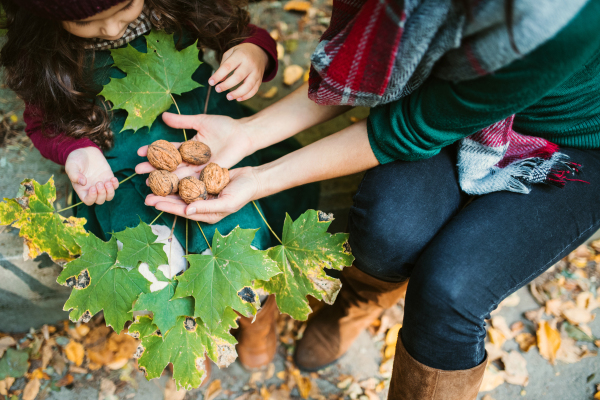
[385,324,402,346]
[480,365,506,392]
[484,342,506,362]
[524,308,544,323]
[576,292,599,311]
[292,369,312,399]
[205,379,222,400]
[515,333,536,352]
[64,341,85,366]
[41,342,54,370]
[0,377,15,396]
[283,65,304,86]
[99,378,117,400]
[51,353,67,375]
[545,298,562,317]
[537,320,561,364]
[488,327,506,348]
[55,374,74,387]
[502,350,529,387]
[164,378,186,400]
[276,370,287,380]
[499,293,520,308]
[0,336,16,358]
[269,29,280,41]
[260,386,271,400]
[491,316,513,340]
[30,368,50,380]
[358,378,379,391]
[283,1,312,12]
[277,43,285,60]
[22,378,40,400]
[510,321,525,334]
[482,395,495,400]
[364,389,379,400]
[69,365,88,374]
[75,324,90,337]
[265,363,276,380]
[562,308,594,325]
[259,87,279,99]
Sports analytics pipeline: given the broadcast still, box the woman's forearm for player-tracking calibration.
[242,83,352,153]
[252,119,379,200]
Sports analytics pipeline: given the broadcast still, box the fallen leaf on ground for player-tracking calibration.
[537,320,561,364]
[99,378,117,400]
[491,316,513,340]
[576,292,599,311]
[545,299,562,317]
[482,395,495,400]
[385,324,402,346]
[205,379,222,400]
[64,340,84,366]
[480,364,506,392]
[56,373,74,387]
[283,65,304,86]
[259,87,279,99]
[502,350,529,386]
[283,1,311,12]
[562,308,594,325]
[0,337,15,358]
[515,333,536,352]
[499,293,520,308]
[488,327,506,348]
[29,368,50,380]
[0,377,15,395]
[291,369,311,399]
[22,378,40,400]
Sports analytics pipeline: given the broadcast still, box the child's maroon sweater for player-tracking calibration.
[24,25,278,166]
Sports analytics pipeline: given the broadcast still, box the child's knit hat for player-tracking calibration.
[18,0,126,21]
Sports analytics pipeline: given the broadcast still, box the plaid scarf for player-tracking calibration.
[309,0,588,194]
[82,6,155,51]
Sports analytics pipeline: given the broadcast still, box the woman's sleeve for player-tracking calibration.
[24,105,100,166]
[241,24,278,82]
[368,0,600,163]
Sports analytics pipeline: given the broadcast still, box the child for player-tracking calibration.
[0,0,317,374]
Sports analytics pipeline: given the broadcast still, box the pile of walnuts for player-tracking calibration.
[146,139,230,204]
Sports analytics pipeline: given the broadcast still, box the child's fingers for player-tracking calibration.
[105,181,116,202]
[137,145,149,157]
[229,78,261,102]
[95,182,107,205]
[111,177,119,190]
[216,68,249,94]
[65,163,86,186]
[136,161,157,175]
[83,186,98,206]
[209,56,240,86]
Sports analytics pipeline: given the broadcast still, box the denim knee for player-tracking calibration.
[401,258,488,370]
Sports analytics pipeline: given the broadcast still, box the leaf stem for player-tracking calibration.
[252,200,282,244]
[168,216,177,278]
[149,211,164,226]
[196,221,212,252]
[170,94,187,141]
[56,173,138,213]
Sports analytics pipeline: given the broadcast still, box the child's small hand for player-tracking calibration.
[65,147,119,206]
[209,43,270,102]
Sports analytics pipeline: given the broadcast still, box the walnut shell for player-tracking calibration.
[179,141,211,165]
[147,140,182,172]
[148,170,179,196]
[178,177,208,204]
[200,163,230,195]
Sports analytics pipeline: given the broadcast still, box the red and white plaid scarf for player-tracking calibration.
[309,0,584,194]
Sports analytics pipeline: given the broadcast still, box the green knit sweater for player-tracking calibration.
[367,0,600,163]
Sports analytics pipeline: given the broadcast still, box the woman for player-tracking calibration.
[137,0,600,397]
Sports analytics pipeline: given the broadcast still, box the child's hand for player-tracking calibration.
[209,43,269,102]
[65,147,119,206]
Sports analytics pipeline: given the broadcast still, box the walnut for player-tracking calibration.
[148,170,179,196]
[179,141,211,165]
[200,163,230,195]
[147,140,182,172]
[178,177,208,204]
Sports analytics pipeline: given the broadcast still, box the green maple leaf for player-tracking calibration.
[257,210,354,321]
[114,222,168,272]
[0,177,87,263]
[58,234,150,333]
[173,227,280,332]
[100,30,202,133]
[0,348,29,379]
[133,270,194,335]
[134,316,237,390]
[129,315,159,339]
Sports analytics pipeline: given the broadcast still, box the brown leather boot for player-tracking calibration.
[236,295,279,370]
[388,335,487,400]
[294,266,408,371]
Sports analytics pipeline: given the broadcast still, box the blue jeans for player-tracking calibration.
[348,145,600,370]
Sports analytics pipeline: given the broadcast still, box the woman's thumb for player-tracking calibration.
[65,162,86,186]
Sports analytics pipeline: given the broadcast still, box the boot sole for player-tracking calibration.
[293,349,347,373]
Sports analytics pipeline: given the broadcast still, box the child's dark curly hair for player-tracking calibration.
[0,0,250,149]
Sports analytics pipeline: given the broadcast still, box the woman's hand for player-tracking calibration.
[209,43,269,102]
[65,147,119,206]
[144,167,260,224]
[135,112,254,176]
